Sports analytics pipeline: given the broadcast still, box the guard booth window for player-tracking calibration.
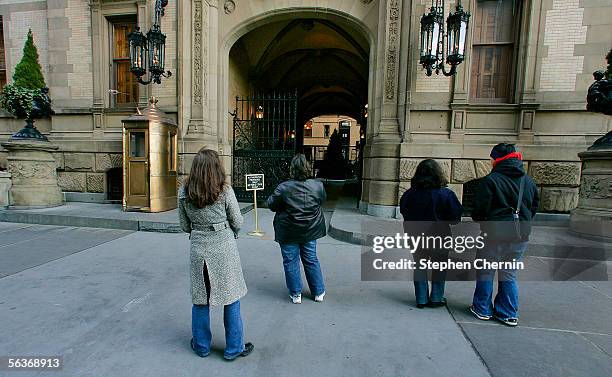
[130,132,146,157]
[169,133,177,171]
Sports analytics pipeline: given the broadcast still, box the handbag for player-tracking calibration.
[511,175,526,240]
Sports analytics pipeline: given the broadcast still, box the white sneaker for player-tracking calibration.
[290,294,302,304]
[314,291,326,303]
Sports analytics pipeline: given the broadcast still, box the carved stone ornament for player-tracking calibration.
[580,176,612,200]
[224,0,236,14]
[192,0,203,105]
[384,0,401,101]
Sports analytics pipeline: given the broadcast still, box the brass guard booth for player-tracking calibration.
[122,99,178,212]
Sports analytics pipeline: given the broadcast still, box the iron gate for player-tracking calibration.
[232,92,298,201]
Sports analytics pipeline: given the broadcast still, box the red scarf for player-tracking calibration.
[492,152,523,168]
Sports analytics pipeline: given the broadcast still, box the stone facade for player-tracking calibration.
[0,0,609,214]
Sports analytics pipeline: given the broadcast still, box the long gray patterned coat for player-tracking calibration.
[178,185,247,306]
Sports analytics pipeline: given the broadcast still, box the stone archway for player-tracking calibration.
[219,6,378,200]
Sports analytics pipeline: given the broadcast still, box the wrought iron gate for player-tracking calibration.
[232,92,298,201]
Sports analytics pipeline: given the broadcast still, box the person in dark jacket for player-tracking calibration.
[267,154,327,304]
[400,159,463,308]
[469,143,539,327]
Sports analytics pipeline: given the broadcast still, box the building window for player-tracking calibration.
[168,132,177,172]
[0,17,6,91]
[110,17,138,107]
[324,124,330,138]
[470,0,518,103]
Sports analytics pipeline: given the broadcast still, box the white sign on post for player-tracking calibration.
[245,174,265,236]
[245,174,264,191]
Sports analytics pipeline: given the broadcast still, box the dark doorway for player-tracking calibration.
[106,167,123,201]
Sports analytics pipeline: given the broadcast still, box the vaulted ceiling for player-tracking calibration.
[232,18,369,125]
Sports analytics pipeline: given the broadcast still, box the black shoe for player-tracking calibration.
[416,303,427,309]
[427,298,447,308]
[493,313,518,327]
[190,338,209,358]
[224,342,254,361]
[469,305,492,321]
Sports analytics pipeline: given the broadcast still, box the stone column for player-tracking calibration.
[363,0,403,218]
[570,146,612,240]
[1,140,63,208]
[0,171,11,208]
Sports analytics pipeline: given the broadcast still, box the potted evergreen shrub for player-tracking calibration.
[0,29,53,141]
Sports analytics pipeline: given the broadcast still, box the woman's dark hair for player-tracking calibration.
[411,159,448,189]
[185,148,226,208]
[290,154,311,181]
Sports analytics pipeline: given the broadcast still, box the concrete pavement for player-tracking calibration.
[1,210,489,377]
[1,208,611,376]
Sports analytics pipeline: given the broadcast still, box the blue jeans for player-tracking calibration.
[280,240,325,297]
[192,300,244,359]
[413,250,448,305]
[472,241,528,320]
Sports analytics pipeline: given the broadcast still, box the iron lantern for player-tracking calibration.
[128,27,147,78]
[419,6,443,76]
[255,105,264,119]
[446,3,470,66]
[419,0,470,77]
[147,27,166,81]
[127,0,171,85]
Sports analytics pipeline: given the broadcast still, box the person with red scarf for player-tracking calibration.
[469,143,539,327]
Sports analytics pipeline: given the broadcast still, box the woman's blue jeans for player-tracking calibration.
[191,300,244,359]
[472,241,528,320]
[279,240,325,297]
[413,250,448,305]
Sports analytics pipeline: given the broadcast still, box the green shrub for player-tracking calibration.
[12,29,46,90]
[0,84,42,119]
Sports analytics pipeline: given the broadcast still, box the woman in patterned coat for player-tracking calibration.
[178,147,254,360]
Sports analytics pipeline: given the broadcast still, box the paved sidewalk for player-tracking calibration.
[0,202,253,232]
[0,211,489,377]
[1,209,611,376]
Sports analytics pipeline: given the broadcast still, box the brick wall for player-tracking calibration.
[7,10,49,80]
[539,0,587,92]
[152,0,177,107]
[66,0,93,102]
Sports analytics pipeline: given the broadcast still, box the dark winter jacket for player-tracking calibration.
[400,187,463,237]
[267,179,327,244]
[471,158,539,241]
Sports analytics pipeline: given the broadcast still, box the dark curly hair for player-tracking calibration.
[411,159,448,189]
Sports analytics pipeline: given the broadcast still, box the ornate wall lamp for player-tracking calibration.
[128,0,172,85]
[255,105,265,119]
[419,0,470,76]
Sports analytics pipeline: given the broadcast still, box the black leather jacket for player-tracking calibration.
[266,179,327,244]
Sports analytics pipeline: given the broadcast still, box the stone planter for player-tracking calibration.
[570,146,612,240]
[0,171,11,207]
[0,139,63,208]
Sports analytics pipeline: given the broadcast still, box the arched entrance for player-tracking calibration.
[222,10,375,203]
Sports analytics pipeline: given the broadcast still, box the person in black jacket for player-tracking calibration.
[400,159,463,308]
[267,154,327,304]
[469,143,539,327]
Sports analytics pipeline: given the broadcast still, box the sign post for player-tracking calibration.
[245,174,265,237]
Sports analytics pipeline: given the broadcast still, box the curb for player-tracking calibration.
[328,213,612,260]
[0,204,254,233]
